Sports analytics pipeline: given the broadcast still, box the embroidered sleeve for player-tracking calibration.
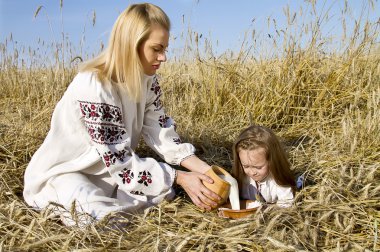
[141,75,195,165]
[75,73,175,196]
[79,101,125,146]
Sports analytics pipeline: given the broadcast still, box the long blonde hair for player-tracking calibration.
[79,3,170,101]
[232,125,296,195]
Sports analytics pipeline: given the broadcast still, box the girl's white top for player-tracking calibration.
[241,175,294,207]
[23,72,195,208]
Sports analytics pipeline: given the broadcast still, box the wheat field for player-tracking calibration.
[0,1,379,251]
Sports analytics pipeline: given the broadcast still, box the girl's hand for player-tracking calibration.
[176,170,221,211]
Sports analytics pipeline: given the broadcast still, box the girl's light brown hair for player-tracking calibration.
[79,3,170,101]
[232,125,296,195]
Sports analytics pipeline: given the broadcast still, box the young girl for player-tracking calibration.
[23,3,219,226]
[232,125,296,208]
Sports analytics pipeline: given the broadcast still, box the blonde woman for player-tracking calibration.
[23,3,219,226]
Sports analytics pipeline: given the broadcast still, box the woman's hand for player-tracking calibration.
[176,170,221,211]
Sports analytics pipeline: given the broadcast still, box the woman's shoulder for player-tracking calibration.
[63,71,119,106]
[68,71,113,96]
[70,71,101,88]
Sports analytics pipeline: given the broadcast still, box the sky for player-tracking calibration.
[0,0,379,60]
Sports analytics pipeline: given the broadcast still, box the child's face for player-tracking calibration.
[138,24,169,76]
[239,147,269,182]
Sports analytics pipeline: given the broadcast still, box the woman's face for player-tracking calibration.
[138,24,169,76]
[239,147,270,182]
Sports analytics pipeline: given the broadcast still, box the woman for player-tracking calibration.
[23,3,219,226]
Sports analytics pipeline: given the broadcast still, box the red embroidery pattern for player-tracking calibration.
[118,168,134,184]
[79,101,127,145]
[153,97,163,111]
[85,122,126,144]
[79,101,123,124]
[102,149,130,167]
[158,114,177,130]
[151,77,163,111]
[158,114,170,128]
[151,76,162,96]
[137,171,152,186]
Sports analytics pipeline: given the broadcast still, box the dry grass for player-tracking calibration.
[1,1,379,251]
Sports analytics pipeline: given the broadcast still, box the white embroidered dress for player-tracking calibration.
[23,71,195,223]
[241,175,294,207]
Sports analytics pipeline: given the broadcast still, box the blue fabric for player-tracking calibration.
[296,174,305,189]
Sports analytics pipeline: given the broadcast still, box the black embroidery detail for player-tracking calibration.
[118,168,134,184]
[158,114,171,128]
[151,77,163,111]
[137,171,152,186]
[79,101,123,124]
[153,97,163,111]
[151,76,162,96]
[79,101,127,146]
[84,122,126,144]
[130,191,144,196]
[158,114,177,130]
[102,149,130,167]
[173,137,182,145]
